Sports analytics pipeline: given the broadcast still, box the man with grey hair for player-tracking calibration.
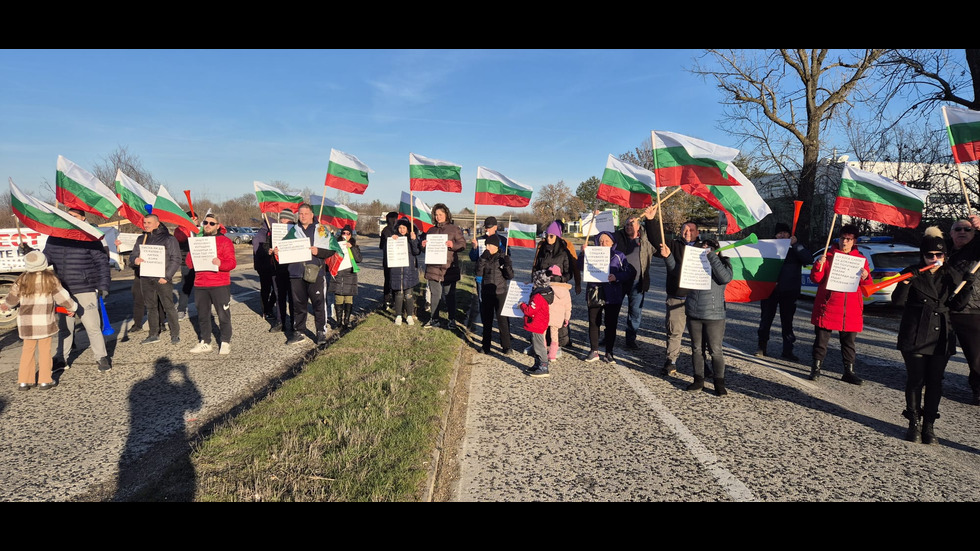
[130,213,182,345]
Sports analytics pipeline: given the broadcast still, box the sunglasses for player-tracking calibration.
[953,227,974,233]
[924,252,945,259]
[203,221,219,226]
[839,236,856,241]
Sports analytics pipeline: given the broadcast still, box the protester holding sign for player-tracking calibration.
[808,224,873,384]
[475,234,514,355]
[328,225,362,330]
[389,218,421,326]
[653,220,703,377]
[185,213,236,355]
[579,231,634,365]
[421,203,465,330]
[262,210,295,334]
[130,214,182,345]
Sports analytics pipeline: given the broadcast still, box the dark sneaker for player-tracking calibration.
[424,319,441,329]
[585,351,601,362]
[97,357,111,372]
[602,353,617,365]
[781,351,800,362]
[661,361,677,377]
[268,322,282,333]
[140,335,161,345]
[625,341,639,350]
[129,324,144,333]
[316,332,328,345]
[52,358,68,371]
[171,336,181,345]
[754,348,766,357]
[286,333,306,345]
[530,365,551,378]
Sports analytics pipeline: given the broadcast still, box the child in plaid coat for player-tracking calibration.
[1,251,77,390]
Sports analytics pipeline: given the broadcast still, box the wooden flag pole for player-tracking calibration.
[944,106,974,216]
[505,214,512,255]
[821,213,839,260]
[317,189,327,221]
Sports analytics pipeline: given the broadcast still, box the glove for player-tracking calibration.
[17,243,32,256]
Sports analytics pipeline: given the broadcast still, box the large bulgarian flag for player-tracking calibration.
[697,165,773,234]
[944,105,980,164]
[507,222,537,249]
[599,154,657,209]
[835,166,927,229]
[56,155,122,219]
[115,169,157,230]
[475,167,532,207]
[409,153,462,193]
[399,191,434,232]
[651,131,741,188]
[310,194,358,230]
[324,149,373,195]
[10,178,104,242]
[254,181,303,215]
[153,185,199,236]
[719,237,791,302]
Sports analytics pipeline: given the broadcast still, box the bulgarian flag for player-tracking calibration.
[507,222,537,249]
[56,155,122,219]
[317,226,347,277]
[399,191,435,232]
[324,148,373,195]
[599,154,657,209]
[10,179,103,242]
[944,105,980,164]
[153,185,199,236]
[835,166,927,229]
[651,131,741,188]
[254,181,303,215]
[719,238,791,302]
[115,170,157,230]
[409,153,462,193]
[475,167,532,207]
[695,165,773,234]
[310,194,358,230]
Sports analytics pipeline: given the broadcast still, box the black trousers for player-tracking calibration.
[194,285,233,345]
[274,266,292,330]
[758,288,798,349]
[588,304,621,355]
[290,273,327,337]
[258,267,277,317]
[480,290,511,353]
[952,313,980,394]
[902,351,949,421]
[812,326,857,365]
[142,278,179,339]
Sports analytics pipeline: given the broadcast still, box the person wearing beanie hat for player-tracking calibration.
[329,224,362,330]
[580,231,635,364]
[893,226,975,444]
[755,221,812,361]
[521,270,553,377]
[380,211,402,311]
[809,223,874,385]
[389,217,422,326]
[467,216,507,331]
[475,229,514,354]
[947,214,980,405]
[529,220,576,354]
[278,209,296,223]
[1,250,78,390]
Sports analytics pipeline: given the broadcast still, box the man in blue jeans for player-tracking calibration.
[612,204,658,349]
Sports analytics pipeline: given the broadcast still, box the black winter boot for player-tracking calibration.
[903,409,921,443]
[754,340,767,357]
[714,378,728,396]
[809,360,823,381]
[781,344,799,362]
[922,414,939,445]
[686,376,704,392]
[841,363,863,385]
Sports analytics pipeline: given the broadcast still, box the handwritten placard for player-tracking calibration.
[582,246,611,283]
[425,233,448,265]
[678,245,711,290]
[189,236,218,272]
[116,232,140,253]
[825,253,865,293]
[387,236,409,268]
[139,244,166,279]
[271,223,291,249]
[277,237,312,264]
[502,280,533,318]
[581,211,616,236]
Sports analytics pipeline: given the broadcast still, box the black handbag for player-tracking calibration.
[587,285,606,308]
[303,263,320,283]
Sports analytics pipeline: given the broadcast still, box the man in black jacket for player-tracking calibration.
[130,214,182,345]
[379,211,400,310]
[756,223,812,361]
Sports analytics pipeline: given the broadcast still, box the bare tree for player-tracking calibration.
[692,49,888,244]
[91,146,160,194]
[531,181,584,227]
[873,49,979,121]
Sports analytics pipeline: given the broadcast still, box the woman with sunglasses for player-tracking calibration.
[892,227,974,444]
[947,215,980,405]
[809,224,874,384]
[328,225,362,330]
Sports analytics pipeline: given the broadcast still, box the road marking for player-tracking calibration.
[614,364,757,502]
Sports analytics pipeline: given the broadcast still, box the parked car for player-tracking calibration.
[224,226,254,245]
[800,236,921,304]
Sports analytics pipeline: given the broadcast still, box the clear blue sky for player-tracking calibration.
[1,49,733,216]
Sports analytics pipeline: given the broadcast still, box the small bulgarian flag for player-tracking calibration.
[309,194,358,230]
[696,165,773,234]
[399,191,434,232]
[507,222,537,249]
[56,155,122,219]
[943,105,980,164]
[10,178,104,242]
[324,148,373,195]
[599,154,657,209]
[475,167,532,207]
[115,170,157,230]
[317,226,347,277]
[153,185,199,236]
[718,238,791,302]
[254,181,303,215]
[409,153,462,193]
[836,166,927,229]
[651,131,741,188]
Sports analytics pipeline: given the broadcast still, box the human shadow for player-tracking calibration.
[114,358,203,501]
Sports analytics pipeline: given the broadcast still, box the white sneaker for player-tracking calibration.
[395,316,403,326]
[406,316,415,326]
[219,342,230,355]
[189,341,212,354]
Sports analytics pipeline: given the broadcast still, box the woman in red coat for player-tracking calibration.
[809,224,874,384]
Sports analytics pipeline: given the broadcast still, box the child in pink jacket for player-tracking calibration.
[547,265,572,363]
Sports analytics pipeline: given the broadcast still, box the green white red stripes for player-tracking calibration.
[652,131,740,188]
[319,228,346,277]
[475,167,532,207]
[115,170,157,230]
[254,181,303,215]
[719,238,790,302]
[699,165,772,234]
[153,185,199,236]
[507,222,537,249]
[324,149,373,195]
[409,153,462,192]
[56,155,122,219]
[310,194,358,230]
[10,178,104,241]
[944,105,980,164]
[599,154,657,208]
[399,191,434,232]
[835,166,927,229]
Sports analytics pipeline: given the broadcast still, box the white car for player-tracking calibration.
[800,237,922,304]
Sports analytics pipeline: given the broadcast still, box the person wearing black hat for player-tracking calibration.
[755,222,812,360]
[466,216,508,331]
[892,227,974,444]
[475,233,513,354]
[379,211,401,310]
[328,224,362,330]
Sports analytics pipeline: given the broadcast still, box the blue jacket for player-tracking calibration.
[42,236,111,295]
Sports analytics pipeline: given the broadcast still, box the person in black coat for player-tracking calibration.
[388,218,421,326]
[756,222,812,361]
[892,227,974,444]
[475,234,514,355]
[379,211,400,310]
[328,224,363,329]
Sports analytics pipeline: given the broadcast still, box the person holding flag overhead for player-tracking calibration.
[612,204,660,350]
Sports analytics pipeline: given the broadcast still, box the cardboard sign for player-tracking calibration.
[277,237,312,264]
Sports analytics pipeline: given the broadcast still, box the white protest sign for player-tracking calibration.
[387,236,409,268]
[581,211,616,236]
[103,227,121,270]
[189,235,218,272]
[825,253,865,293]
[582,246,612,283]
[116,232,139,253]
[139,244,166,279]
[271,223,290,249]
[425,233,448,265]
[502,280,533,318]
[679,245,712,290]
[277,237,312,264]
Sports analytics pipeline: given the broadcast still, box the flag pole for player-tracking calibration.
[944,106,974,216]
[317,189,328,225]
[822,213,838,257]
[652,130,666,243]
[410,190,415,232]
[473,203,479,237]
